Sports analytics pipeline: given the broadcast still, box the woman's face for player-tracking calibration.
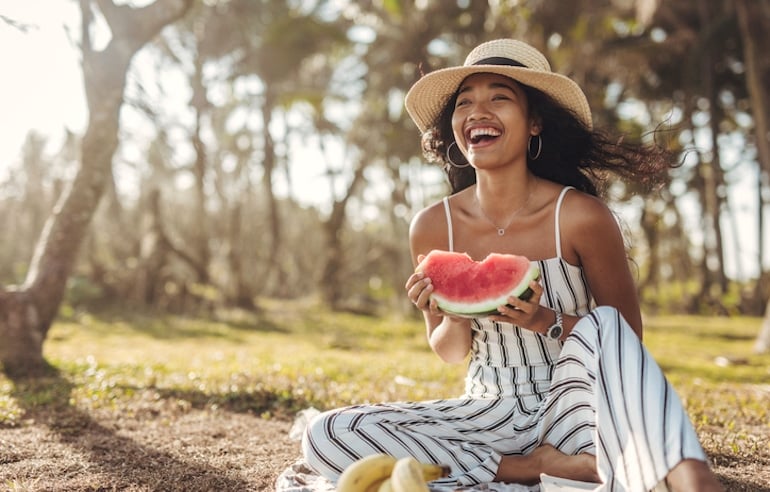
[450,73,538,170]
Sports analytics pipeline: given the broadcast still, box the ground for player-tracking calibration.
[0,391,301,491]
[1,391,769,492]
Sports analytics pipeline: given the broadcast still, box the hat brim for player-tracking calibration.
[404,65,592,132]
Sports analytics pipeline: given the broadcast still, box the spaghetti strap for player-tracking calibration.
[554,187,574,259]
[442,197,454,252]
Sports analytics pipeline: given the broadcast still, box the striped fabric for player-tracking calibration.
[301,188,707,491]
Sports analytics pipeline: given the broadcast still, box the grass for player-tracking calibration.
[2,299,467,426]
[1,299,769,490]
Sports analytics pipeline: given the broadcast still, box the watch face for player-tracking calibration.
[548,324,563,340]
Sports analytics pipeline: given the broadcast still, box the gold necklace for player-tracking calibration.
[476,178,537,236]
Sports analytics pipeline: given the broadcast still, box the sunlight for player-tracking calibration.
[0,2,86,169]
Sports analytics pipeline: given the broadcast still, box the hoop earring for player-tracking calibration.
[528,134,542,161]
[446,142,471,168]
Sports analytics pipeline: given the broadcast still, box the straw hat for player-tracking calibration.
[404,39,592,132]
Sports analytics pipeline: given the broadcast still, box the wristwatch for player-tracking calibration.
[546,311,563,340]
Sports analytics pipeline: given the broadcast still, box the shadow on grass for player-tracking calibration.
[8,365,256,491]
[61,307,290,341]
[149,385,311,420]
[657,360,770,385]
[703,332,758,342]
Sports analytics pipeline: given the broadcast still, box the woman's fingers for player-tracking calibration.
[490,281,543,325]
[405,272,433,308]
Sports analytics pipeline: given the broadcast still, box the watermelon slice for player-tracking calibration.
[415,250,540,318]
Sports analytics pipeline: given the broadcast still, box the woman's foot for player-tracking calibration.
[530,444,600,484]
[665,459,724,492]
[494,444,598,485]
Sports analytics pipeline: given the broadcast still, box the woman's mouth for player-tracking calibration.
[467,126,502,145]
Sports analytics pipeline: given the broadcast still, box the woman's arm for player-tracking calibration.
[406,204,473,363]
[566,193,643,338]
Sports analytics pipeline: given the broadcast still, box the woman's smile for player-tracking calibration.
[467,125,502,147]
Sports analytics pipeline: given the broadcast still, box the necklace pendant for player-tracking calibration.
[497,228,505,236]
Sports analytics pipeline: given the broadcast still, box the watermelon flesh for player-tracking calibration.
[415,250,540,317]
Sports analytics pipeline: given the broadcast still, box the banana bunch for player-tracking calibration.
[335,453,451,492]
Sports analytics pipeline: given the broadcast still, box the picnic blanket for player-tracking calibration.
[274,459,541,491]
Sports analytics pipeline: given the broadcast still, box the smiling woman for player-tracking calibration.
[287,38,727,492]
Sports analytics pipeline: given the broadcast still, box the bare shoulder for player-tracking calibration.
[557,189,625,264]
[409,198,452,261]
[560,189,618,232]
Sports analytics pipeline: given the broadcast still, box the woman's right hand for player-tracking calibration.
[405,254,441,315]
[405,270,436,313]
[407,256,472,363]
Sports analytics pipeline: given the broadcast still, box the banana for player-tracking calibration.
[336,453,398,492]
[418,462,451,481]
[376,477,393,492]
[390,456,430,492]
[361,476,390,492]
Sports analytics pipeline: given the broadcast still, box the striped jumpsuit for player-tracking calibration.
[302,187,707,491]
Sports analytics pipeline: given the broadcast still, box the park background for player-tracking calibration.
[0,1,769,491]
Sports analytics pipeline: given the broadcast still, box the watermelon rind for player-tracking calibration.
[434,262,541,318]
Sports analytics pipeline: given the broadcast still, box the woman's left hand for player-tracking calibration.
[488,280,549,331]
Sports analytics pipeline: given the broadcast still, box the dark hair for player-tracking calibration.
[420,79,678,196]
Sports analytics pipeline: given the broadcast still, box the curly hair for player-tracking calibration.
[420,80,677,196]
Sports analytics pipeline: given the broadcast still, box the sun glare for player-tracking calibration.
[0,2,86,168]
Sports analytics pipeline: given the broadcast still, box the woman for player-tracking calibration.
[300,39,723,491]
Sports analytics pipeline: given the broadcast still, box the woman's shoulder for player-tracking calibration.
[560,187,614,223]
[408,192,470,256]
[409,197,450,239]
[558,187,623,244]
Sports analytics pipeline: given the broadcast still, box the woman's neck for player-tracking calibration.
[474,171,537,213]
[473,173,539,234]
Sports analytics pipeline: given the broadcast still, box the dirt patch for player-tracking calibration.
[0,396,302,491]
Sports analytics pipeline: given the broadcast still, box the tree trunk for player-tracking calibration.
[135,188,168,305]
[225,203,256,309]
[0,0,192,377]
[736,0,770,350]
[756,298,770,354]
[190,55,211,284]
[320,159,367,309]
[260,86,285,294]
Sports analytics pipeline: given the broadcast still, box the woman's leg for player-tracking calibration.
[547,306,720,491]
[301,397,538,487]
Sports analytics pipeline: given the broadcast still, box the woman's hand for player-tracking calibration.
[407,256,474,363]
[405,269,433,307]
[488,280,550,333]
[406,253,442,316]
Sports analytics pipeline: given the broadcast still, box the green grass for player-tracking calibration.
[2,300,768,451]
[1,299,467,426]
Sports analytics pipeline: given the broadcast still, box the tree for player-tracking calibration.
[735,0,770,351]
[0,0,193,377]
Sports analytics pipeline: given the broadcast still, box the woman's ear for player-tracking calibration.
[530,118,542,136]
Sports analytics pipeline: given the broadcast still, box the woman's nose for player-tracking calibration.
[466,101,492,120]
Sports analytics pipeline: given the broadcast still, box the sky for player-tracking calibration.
[0,1,85,169]
[0,1,764,281]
